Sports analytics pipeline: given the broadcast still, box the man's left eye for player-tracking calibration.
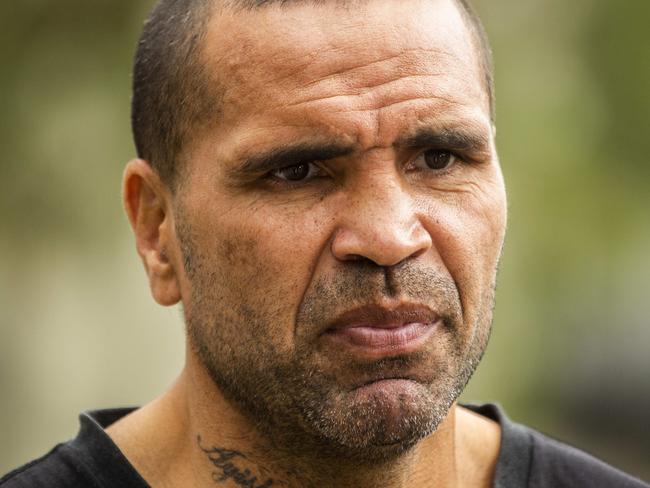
[413,150,458,171]
[272,162,320,182]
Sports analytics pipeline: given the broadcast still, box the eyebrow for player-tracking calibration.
[227,125,491,183]
[229,142,355,180]
[396,126,490,153]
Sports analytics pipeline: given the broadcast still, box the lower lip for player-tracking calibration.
[324,322,437,357]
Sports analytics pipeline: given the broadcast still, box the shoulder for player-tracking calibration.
[463,403,649,488]
[0,443,99,488]
[527,429,649,488]
[1,407,147,488]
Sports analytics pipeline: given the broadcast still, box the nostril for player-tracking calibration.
[341,253,376,266]
[409,246,428,261]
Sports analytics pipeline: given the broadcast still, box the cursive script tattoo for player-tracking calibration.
[197,435,274,488]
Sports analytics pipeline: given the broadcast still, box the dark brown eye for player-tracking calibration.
[275,163,311,181]
[423,150,455,170]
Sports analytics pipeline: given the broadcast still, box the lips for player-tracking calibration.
[322,303,440,358]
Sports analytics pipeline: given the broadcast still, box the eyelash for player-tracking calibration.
[266,149,465,186]
[409,149,462,174]
[267,162,327,186]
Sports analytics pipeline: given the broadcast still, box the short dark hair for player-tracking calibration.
[131,0,215,186]
[131,0,494,186]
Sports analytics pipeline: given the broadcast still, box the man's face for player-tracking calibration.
[173,0,506,457]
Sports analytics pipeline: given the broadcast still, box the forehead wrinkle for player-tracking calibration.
[257,45,481,122]
[207,1,477,84]
[282,75,480,128]
[201,0,489,153]
[318,96,471,118]
[299,47,457,90]
[287,74,462,112]
[215,93,490,159]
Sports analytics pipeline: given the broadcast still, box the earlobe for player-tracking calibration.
[122,159,182,306]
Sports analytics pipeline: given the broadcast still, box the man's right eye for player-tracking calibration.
[272,162,319,182]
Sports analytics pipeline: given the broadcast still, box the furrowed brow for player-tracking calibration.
[228,142,355,180]
[397,126,490,153]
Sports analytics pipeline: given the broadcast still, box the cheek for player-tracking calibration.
[196,205,330,346]
[419,181,506,319]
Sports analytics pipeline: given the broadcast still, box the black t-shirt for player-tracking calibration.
[1,404,647,487]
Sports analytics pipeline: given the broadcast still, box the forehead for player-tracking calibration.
[198,0,488,157]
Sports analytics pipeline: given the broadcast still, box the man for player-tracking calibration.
[1,0,647,487]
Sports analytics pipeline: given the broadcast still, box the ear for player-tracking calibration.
[122,159,181,306]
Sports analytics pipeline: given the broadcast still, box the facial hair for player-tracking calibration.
[178,219,495,462]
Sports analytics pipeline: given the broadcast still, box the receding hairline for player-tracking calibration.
[198,0,493,129]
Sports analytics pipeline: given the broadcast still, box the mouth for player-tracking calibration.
[322,303,440,359]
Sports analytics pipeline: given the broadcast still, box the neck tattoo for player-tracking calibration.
[197,435,275,488]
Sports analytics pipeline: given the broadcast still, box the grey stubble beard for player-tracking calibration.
[178,218,496,463]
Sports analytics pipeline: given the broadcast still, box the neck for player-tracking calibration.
[107,352,497,488]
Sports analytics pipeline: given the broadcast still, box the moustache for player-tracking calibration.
[296,260,462,337]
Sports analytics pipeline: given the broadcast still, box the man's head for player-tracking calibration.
[124,0,507,461]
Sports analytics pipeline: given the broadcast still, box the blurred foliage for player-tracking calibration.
[1,0,648,480]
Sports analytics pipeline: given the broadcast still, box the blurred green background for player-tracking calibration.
[1,0,648,480]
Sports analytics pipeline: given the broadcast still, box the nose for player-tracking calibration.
[330,178,432,267]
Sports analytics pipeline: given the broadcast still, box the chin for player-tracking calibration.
[300,378,448,462]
